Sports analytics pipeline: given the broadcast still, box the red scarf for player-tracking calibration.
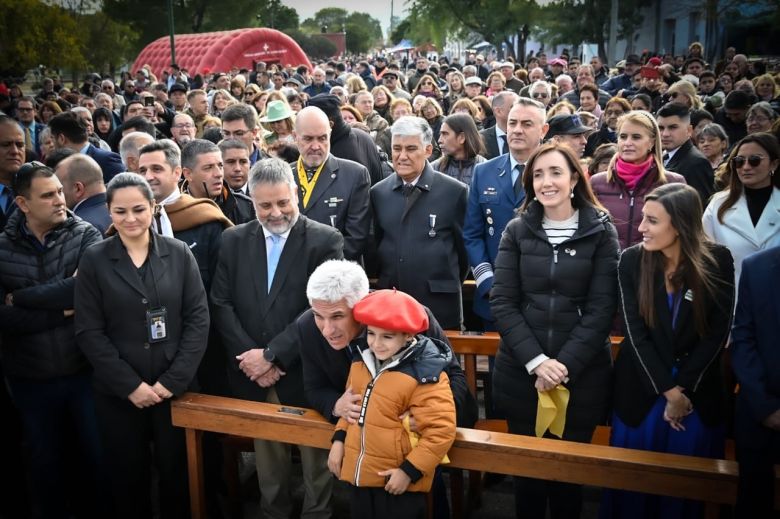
[614,156,654,191]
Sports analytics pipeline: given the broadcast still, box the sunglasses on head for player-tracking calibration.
[731,154,765,168]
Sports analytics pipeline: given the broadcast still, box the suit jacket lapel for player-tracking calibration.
[754,188,780,245]
[149,233,170,288]
[401,165,435,221]
[109,236,148,298]
[265,217,305,310]
[247,222,269,309]
[303,155,337,213]
[665,141,691,171]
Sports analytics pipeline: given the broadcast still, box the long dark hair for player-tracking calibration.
[435,113,485,170]
[716,132,780,224]
[521,142,607,213]
[638,183,723,335]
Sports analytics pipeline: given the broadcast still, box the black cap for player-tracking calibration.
[168,82,187,95]
[625,54,642,66]
[546,114,591,138]
[724,90,753,109]
[306,94,342,121]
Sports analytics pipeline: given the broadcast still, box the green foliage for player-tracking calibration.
[82,12,138,73]
[254,1,299,32]
[301,8,384,54]
[402,0,537,55]
[284,29,338,60]
[0,0,86,75]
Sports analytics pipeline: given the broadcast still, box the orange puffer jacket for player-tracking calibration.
[335,336,456,492]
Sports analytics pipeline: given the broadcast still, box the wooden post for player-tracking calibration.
[185,428,205,519]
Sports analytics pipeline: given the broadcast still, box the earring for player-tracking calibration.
[533,196,538,201]
[570,190,574,198]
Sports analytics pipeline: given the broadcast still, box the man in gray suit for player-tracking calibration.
[370,116,469,330]
[290,107,371,262]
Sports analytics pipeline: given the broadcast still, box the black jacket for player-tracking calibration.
[664,140,716,205]
[490,203,619,429]
[75,233,209,399]
[614,243,734,427]
[216,188,255,226]
[297,307,478,427]
[330,119,385,186]
[584,124,616,158]
[0,211,102,379]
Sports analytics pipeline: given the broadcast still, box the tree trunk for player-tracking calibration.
[504,37,516,61]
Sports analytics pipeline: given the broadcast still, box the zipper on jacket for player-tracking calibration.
[553,246,559,264]
[548,245,558,350]
[354,372,383,486]
[626,193,636,246]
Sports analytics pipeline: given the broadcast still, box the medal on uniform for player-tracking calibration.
[488,227,495,236]
[329,215,337,227]
[428,214,437,237]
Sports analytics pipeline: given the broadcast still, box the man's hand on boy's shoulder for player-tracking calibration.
[334,386,362,423]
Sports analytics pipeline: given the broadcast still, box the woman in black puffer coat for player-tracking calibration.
[490,143,620,519]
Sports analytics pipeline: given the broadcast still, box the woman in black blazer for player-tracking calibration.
[603,183,735,519]
[75,173,209,519]
[490,143,619,519]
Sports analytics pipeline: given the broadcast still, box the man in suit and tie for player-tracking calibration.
[0,116,25,230]
[657,102,715,204]
[370,116,469,330]
[48,112,124,184]
[465,97,548,327]
[291,106,370,262]
[210,158,343,519]
[15,97,46,157]
[54,154,111,236]
[479,91,518,160]
[731,245,780,517]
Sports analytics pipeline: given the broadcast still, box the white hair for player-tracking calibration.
[391,116,433,146]
[529,80,552,97]
[306,260,369,308]
[555,74,573,86]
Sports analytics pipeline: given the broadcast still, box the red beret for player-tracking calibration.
[640,66,660,79]
[353,289,429,335]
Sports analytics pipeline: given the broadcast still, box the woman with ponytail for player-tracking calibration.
[590,111,687,249]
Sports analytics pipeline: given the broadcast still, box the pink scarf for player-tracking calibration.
[614,156,654,191]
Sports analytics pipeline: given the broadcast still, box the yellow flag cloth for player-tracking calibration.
[402,414,450,464]
[535,385,570,438]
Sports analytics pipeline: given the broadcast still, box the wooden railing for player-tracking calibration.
[172,393,744,519]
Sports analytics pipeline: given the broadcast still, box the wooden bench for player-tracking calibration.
[172,393,752,519]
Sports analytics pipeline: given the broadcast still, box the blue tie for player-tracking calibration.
[267,234,282,293]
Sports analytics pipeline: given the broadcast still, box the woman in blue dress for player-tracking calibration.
[603,183,735,518]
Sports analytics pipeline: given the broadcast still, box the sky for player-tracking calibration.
[282,0,401,38]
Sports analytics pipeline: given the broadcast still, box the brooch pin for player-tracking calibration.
[428,214,437,237]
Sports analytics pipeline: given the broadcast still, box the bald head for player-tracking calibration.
[294,107,331,168]
[55,154,105,208]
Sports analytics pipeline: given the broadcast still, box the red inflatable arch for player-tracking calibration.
[132,28,312,79]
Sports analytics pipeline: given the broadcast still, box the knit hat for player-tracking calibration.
[307,94,342,120]
[352,289,429,335]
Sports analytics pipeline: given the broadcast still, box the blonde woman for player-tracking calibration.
[666,80,703,110]
[590,111,687,249]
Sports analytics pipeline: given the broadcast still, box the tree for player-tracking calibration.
[402,0,538,59]
[254,0,299,32]
[0,0,86,76]
[82,12,138,74]
[284,29,338,60]
[301,8,383,54]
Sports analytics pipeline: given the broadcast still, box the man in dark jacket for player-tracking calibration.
[181,139,255,225]
[657,102,715,204]
[48,111,123,184]
[290,107,371,262]
[0,116,24,230]
[370,116,469,330]
[54,153,111,235]
[307,94,385,185]
[0,162,104,517]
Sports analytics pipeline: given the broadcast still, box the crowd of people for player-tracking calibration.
[0,39,779,519]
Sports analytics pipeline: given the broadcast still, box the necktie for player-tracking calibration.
[153,205,163,234]
[500,135,508,155]
[24,126,33,151]
[662,153,670,166]
[402,183,416,198]
[266,234,282,293]
[513,164,524,198]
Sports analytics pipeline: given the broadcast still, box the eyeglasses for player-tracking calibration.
[172,123,195,130]
[747,115,770,124]
[731,154,766,168]
[102,85,114,90]
[420,82,434,86]
[604,109,625,116]
[17,107,34,112]
[669,92,682,99]
[531,92,549,99]
[222,129,249,139]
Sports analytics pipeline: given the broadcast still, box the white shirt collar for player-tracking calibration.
[261,226,291,240]
[79,143,91,154]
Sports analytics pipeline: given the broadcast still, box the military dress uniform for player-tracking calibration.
[463,153,526,325]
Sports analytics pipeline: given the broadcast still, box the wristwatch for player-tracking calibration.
[263,348,277,365]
